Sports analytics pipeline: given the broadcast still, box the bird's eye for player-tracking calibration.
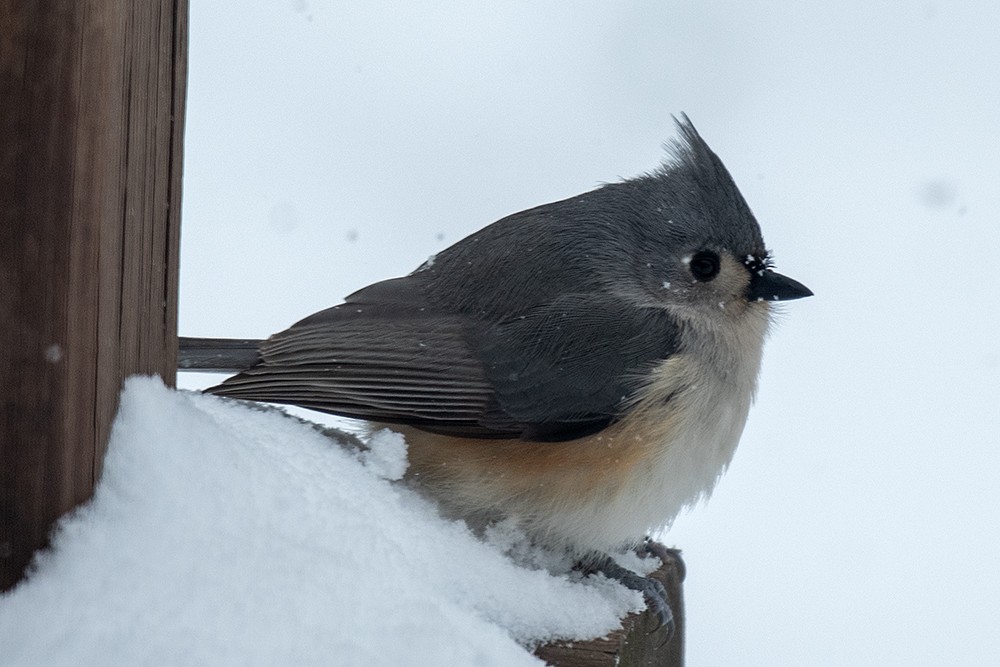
[688,251,721,282]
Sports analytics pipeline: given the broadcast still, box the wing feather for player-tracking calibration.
[208,276,681,441]
[210,307,499,427]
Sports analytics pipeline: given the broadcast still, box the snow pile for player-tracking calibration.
[0,377,642,666]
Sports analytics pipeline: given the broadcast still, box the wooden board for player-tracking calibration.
[0,0,187,590]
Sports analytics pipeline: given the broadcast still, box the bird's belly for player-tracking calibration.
[392,357,755,554]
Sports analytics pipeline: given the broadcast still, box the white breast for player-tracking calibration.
[506,304,773,553]
[399,305,773,555]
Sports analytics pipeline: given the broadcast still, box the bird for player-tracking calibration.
[178,115,812,635]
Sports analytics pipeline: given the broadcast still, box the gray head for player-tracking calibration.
[412,115,811,324]
[600,114,812,327]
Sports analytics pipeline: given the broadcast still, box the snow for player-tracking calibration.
[0,377,643,666]
[358,429,409,481]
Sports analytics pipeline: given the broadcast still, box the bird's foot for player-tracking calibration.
[582,552,674,643]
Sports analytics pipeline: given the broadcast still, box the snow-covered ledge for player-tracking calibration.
[0,377,683,666]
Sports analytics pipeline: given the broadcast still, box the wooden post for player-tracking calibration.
[0,0,187,591]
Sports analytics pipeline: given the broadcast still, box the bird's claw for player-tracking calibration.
[639,575,674,640]
[585,553,675,644]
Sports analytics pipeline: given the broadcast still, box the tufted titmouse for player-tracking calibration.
[179,116,811,629]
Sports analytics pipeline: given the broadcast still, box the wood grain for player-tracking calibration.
[0,0,186,590]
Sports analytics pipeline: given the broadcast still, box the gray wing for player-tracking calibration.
[208,302,510,436]
[209,278,680,440]
[473,293,680,438]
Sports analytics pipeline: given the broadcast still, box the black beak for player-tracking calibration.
[747,269,813,302]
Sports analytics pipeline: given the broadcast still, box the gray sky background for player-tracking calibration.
[179,2,1000,664]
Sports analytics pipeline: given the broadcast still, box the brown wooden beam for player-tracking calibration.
[0,0,187,591]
